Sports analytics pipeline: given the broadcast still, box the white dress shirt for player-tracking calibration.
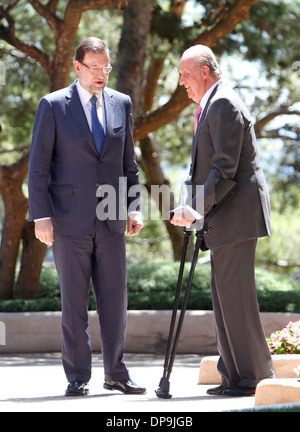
[199,80,221,115]
[76,80,106,133]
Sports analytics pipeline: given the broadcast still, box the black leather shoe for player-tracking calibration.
[104,378,146,395]
[222,385,255,397]
[206,385,228,395]
[65,380,89,396]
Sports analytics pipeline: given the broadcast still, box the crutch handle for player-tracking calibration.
[168,211,174,221]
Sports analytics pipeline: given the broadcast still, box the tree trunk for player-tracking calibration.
[116,0,154,117]
[13,5,87,298]
[0,0,131,300]
[117,0,191,261]
[0,152,29,299]
[139,134,193,261]
[14,221,47,299]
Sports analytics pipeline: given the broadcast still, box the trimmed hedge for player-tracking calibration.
[0,297,62,313]
[0,262,300,313]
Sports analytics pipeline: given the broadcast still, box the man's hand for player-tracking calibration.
[169,206,196,227]
[34,219,54,246]
[127,214,144,236]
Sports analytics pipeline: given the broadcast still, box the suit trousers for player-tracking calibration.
[53,218,130,383]
[210,238,275,388]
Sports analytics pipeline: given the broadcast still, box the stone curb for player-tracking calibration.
[198,354,300,384]
[0,310,300,354]
[198,355,300,407]
[255,378,300,406]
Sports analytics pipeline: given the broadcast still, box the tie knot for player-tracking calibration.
[91,95,98,106]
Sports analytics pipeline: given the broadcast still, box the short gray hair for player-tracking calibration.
[182,45,222,79]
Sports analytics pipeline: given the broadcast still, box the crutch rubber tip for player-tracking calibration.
[155,378,172,399]
[155,389,172,399]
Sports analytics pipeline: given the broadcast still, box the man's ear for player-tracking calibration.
[201,65,210,78]
[73,60,81,76]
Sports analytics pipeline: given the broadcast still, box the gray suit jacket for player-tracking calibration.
[28,80,140,236]
[189,81,271,249]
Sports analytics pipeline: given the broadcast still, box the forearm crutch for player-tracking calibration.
[155,228,203,399]
[155,179,237,399]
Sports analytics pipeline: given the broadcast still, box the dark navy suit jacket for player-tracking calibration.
[28,80,140,236]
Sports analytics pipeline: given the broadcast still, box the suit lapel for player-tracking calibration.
[190,82,221,176]
[66,81,98,155]
[102,89,115,156]
[66,83,117,157]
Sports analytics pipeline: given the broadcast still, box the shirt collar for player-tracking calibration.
[200,79,221,111]
[76,79,103,106]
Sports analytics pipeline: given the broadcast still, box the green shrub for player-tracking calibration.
[35,268,60,298]
[0,297,61,312]
[126,262,211,293]
[0,262,299,312]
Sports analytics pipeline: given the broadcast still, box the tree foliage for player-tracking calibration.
[0,0,300,299]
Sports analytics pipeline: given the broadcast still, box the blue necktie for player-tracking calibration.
[91,95,105,155]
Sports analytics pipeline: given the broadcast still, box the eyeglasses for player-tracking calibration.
[79,61,112,75]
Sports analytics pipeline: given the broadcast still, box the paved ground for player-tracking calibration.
[0,353,260,414]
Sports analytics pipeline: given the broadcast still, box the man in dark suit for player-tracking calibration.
[28,37,146,396]
[171,45,275,396]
